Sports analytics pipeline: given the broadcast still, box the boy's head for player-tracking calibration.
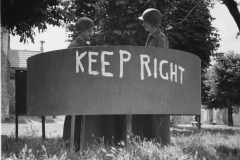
[139,8,162,32]
[75,17,94,41]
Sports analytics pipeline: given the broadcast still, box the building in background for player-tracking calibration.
[172,107,240,126]
[8,49,40,115]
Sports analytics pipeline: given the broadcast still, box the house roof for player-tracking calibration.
[8,50,40,68]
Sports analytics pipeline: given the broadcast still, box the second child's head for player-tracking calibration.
[75,17,94,41]
[139,8,162,33]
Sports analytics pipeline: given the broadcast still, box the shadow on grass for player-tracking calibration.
[215,145,240,159]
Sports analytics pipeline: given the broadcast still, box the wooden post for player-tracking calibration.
[15,110,18,142]
[80,115,85,150]
[126,114,132,148]
[42,116,45,139]
[70,116,75,150]
[15,73,18,142]
[197,115,201,130]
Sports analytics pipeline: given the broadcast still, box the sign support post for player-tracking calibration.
[70,116,75,150]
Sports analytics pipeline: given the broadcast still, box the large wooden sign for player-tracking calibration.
[27,46,201,116]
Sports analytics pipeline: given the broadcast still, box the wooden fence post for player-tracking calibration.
[70,116,75,150]
[80,115,85,150]
[126,114,132,148]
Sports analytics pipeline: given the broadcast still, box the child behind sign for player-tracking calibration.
[132,8,170,145]
[63,17,126,151]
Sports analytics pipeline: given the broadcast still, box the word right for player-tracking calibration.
[140,54,185,84]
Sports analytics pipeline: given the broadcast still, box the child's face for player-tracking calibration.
[80,28,94,41]
[142,21,154,32]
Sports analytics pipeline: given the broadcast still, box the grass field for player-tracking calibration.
[1,121,240,160]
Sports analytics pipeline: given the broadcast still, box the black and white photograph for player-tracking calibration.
[1,0,240,159]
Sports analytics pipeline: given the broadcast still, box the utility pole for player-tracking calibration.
[40,39,46,140]
[40,40,45,53]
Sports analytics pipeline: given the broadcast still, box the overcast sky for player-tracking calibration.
[10,1,240,53]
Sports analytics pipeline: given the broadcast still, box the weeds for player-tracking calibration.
[2,127,240,160]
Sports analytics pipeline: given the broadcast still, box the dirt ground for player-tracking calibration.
[1,116,65,138]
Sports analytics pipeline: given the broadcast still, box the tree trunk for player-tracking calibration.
[227,99,233,126]
[222,0,240,32]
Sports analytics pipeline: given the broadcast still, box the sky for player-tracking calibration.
[210,1,240,54]
[10,1,240,53]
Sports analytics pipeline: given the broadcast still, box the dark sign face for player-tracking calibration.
[27,46,201,116]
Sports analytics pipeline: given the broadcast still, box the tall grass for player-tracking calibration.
[2,127,240,160]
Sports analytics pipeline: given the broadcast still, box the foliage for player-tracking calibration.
[202,51,240,126]
[1,0,75,43]
[64,0,220,68]
[163,0,219,67]
[2,127,240,160]
[170,116,179,127]
[2,0,220,67]
[202,51,240,109]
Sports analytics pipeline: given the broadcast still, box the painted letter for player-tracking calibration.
[154,58,157,79]
[159,60,169,80]
[88,51,99,75]
[76,51,87,73]
[119,50,131,78]
[140,54,151,80]
[178,66,185,84]
[170,63,177,82]
[101,51,113,77]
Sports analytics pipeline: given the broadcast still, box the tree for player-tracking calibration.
[2,0,220,67]
[65,0,220,68]
[1,0,75,43]
[202,51,240,126]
